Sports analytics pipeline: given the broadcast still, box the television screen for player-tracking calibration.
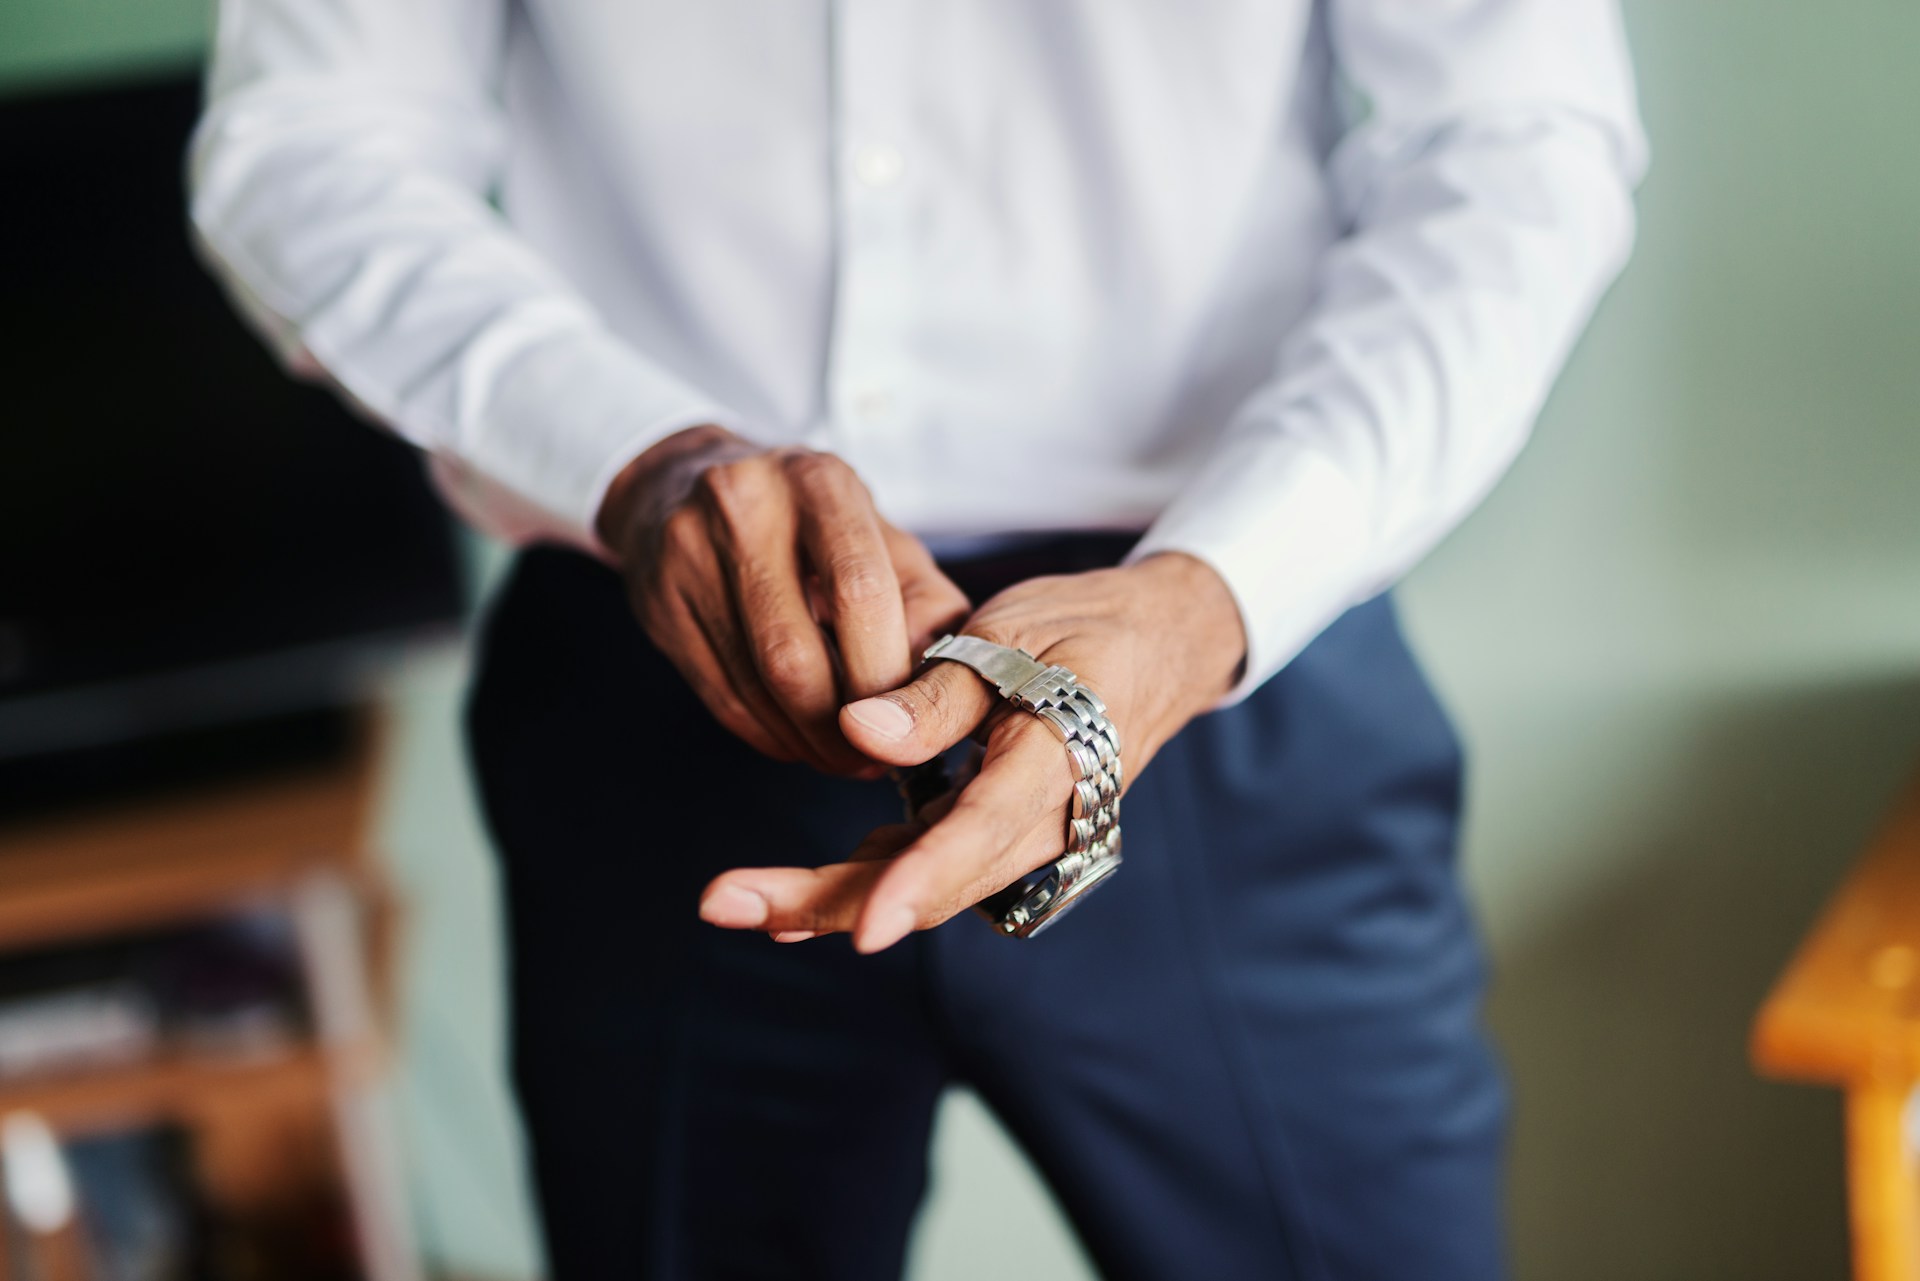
[0,73,464,762]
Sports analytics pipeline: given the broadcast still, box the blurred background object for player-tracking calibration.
[0,56,458,1281]
[0,719,415,1281]
[1751,773,1920,1281]
[0,1,1915,1279]
[0,74,462,804]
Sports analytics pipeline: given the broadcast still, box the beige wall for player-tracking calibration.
[5,3,1918,1276]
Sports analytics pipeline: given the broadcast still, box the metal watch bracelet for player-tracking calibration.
[908,634,1124,938]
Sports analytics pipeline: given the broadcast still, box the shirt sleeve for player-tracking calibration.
[1126,0,1649,702]
[188,0,746,552]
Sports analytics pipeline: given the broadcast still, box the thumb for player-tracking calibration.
[841,659,997,767]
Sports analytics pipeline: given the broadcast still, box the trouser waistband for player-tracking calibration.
[933,530,1142,607]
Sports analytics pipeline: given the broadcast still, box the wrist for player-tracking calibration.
[1122,552,1247,707]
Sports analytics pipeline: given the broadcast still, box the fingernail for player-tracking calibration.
[846,697,913,742]
[700,884,768,928]
[856,905,918,955]
[771,930,816,943]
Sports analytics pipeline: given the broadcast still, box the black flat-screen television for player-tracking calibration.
[0,71,464,786]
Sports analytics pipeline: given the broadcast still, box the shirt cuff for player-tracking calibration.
[424,400,749,560]
[331,305,754,555]
[1126,429,1373,706]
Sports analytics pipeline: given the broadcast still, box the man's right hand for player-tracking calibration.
[597,425,971,775]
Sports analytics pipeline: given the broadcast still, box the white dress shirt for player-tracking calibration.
[191,0,1645,700]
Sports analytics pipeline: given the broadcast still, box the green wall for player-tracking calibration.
[0,0,206,93]
[6,3,1917,1277]
[1409,4,1920,1276]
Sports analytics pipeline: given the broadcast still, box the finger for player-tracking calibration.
[840,655,1003,766]
[650,504,816,763]
[702,822,922,936]
[698,460,869,773]
[854,716,1076,952]
[848,822,925,861]
[790,455,909,700]
[683,579,825,768]
[698,860,889,935]
[648,595,797,763]
[882,524,972,656]
[728,528,870,774]
[750,807,1062,942]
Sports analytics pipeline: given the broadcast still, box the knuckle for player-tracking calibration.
[778,448,826,479]
[756,630,818,690]
[689,461,728,502]
[829,559,892,609]
[783,897,829,935]
[695,457,769,516]
[788,449,861,496]
[785,447,842,476]
[915,672,956,721]
[659,505,708,556]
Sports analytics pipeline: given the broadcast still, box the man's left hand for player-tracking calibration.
[696,551,1247,952]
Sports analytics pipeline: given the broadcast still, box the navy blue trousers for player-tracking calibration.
[468,542,1506,1280]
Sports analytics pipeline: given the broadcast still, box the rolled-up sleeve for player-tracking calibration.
[189,0,742,550]
[1129,0,1648,702]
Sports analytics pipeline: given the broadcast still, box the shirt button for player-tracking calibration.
[851,388,894,422]
[852,144,905,188]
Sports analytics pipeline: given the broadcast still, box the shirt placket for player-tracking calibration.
[823,0,918,491]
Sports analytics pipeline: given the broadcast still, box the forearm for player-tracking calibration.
[1134,0,1646,701]
[191,0,741,549]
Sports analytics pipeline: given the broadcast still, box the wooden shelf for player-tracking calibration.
[0,1045,328,1134]
[0,723,382,952]
[0,710,418,1279]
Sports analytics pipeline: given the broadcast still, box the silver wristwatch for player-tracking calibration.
[898,634,1124,938]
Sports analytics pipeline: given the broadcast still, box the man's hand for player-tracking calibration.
[598,425,971,775]
[696,552,1247,950]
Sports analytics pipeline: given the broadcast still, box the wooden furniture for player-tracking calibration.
[0,714,416,1281]
[1754,769,1920,1281]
